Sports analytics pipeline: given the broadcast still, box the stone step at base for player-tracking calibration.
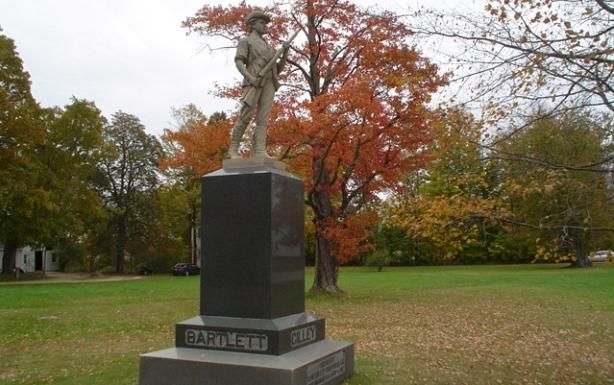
[139,339,354,385]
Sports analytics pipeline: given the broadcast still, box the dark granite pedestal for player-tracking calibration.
[140,160,354,385]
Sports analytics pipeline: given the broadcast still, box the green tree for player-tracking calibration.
[95,112,162,273]
[155,184,193,264]
[499,112,614,266]
[1,32,110,274]
[37,98,107,270]
[0,32,45,274]
[391,110,507,263]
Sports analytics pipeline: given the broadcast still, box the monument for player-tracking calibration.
[139,10,354,385]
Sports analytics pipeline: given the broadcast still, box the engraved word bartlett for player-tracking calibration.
[185,329,268,352]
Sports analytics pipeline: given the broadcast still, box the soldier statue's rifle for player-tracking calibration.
[241,28,301,108]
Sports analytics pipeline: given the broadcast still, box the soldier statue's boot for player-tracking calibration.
[227,125,245,159]
[228,142,240,159]
[252,125,274,159]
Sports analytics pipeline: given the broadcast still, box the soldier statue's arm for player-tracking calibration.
[235,38,259,86]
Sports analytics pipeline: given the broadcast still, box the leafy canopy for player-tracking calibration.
[181,0,446,270]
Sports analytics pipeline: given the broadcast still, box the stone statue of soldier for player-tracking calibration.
[227,11,293,159]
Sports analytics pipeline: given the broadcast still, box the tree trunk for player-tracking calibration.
[1,240,17,275]
[573,255,592,267]
[308,147,342,293]
[309,185,341,294]
[312,222,340,294]
[571,229,591,267]
[115,216,126,273]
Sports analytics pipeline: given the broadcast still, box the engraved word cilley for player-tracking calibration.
[290,325,317,348]
[185,329,268,352]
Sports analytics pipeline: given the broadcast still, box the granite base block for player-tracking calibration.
[139,340,354,385]
[176,313,326,355]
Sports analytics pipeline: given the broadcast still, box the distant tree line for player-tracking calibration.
[0,33,202,274]
[1,0,612,284]
[369,109,614,270]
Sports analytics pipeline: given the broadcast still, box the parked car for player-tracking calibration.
[171,263,200,276]
[589,250,613,262]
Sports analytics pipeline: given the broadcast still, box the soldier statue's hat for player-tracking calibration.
[246,10,271,24]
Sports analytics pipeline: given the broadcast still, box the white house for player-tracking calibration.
[0,244,60,273]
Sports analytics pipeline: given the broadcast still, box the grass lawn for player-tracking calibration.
[0,264,612,385]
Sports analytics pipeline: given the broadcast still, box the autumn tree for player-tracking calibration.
[404,0,614,203]
[497,111,614,266]
[410,0,613,124]
[161,105,230,265]
[390,110,507,263]
[0,32,45,274]
[183,0,445,293]
[162,105,230,178]
[404,0,613,265]
[94,112,162,273]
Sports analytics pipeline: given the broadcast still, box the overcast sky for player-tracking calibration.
[1,0,483,137]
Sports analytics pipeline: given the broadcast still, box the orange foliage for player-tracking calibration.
[181,0,446,273]
[161,119,231,177]
[322,210,378,264]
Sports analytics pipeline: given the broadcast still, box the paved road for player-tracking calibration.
[0,271,145,285]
